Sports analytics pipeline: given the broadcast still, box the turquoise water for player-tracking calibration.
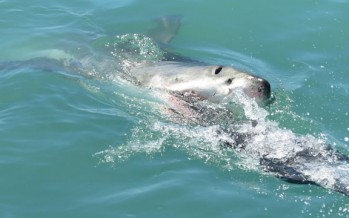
[1,0,349,217]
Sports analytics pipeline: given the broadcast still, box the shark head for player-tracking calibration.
[166,65,271,105]
[131,62,271,105]
[209,65,271,104]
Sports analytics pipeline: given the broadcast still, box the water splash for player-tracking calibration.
[87,33,349,196]
[93,33,164,64]
[95,83,349,195]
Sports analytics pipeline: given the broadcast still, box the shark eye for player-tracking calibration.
[225,78,233,85]
[215,66,223,75]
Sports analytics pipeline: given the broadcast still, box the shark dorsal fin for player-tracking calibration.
[148,15,182,45]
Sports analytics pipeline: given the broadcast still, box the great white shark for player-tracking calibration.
[1,16,349,196]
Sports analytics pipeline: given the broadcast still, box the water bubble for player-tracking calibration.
[345,137,349,142]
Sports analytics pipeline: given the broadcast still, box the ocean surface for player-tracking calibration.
[1,0,349,217]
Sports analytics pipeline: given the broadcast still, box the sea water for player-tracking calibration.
[1,0,349,217]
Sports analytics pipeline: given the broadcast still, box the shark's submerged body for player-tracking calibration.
[1,16,349,196]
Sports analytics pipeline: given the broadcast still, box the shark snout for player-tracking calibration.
[242,78,271,103]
